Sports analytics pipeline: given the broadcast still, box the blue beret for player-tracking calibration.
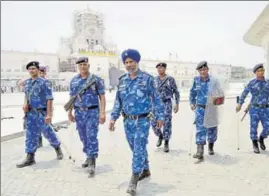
[121,49,141,63]
[156,62,167,68]
[76,57,88,64]
[196,61,208,70]
[253,63,264,73]
[26,61,39,70]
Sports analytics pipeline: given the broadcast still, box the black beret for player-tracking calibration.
[76,57,89,64]
[156,62,167,68]
[253,63,264,73]
[196,61,208,70]
[26,61,39,70]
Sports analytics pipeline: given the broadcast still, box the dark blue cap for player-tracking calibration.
[156,62,167,68]
[76,57,89,64]
[26,61,39,70]
[253,63,264,73]
[196,61,208,70]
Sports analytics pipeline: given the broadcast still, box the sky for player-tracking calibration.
[1,1,268,68]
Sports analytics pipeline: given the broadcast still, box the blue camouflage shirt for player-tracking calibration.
[24,77,53,108]
[111,69,165,121]
[239,78,269,105]
[155,75,180,104]
[189,76,210,105]
[69,74,105,107]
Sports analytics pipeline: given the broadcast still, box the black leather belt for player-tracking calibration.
[74,105,98,111]
[122,113,150,120]
[196,104,206,109]
[252,104,269,108]
[29,108,46,112]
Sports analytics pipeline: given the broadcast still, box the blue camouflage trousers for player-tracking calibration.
[124,117,150,174]
[75,108,99,159]
[25,110,61,153]
[195,107,218,145]
[249,107,269,140]
[152,100,172,140]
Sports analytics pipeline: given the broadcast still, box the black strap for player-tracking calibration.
[157,76,169,91]
[29,108,47,112]
[252,104,269,108]
[196,104,206,109]
[122,113,150,120]
[74,105,98,110]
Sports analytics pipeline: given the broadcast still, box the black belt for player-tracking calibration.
[122,113,150,120]
[29,108,46,112]
[252,104,269,108]
[74,105,98,111]
[196,104,206,109]
[163,99,171,103]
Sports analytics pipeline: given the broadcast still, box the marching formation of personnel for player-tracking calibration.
[16,50,268,195]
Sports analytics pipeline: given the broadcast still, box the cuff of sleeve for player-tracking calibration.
[98,90,105,95]
[110,115,119,121]
[46,96,54,100]
[156,116,165,121]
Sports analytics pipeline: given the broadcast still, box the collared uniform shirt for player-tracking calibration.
[111,70,165,121]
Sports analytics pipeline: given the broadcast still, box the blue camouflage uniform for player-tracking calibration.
[238,64,269,141]
[24,77,61,153]
[111,70,165,173]
[189,75,218,145]
[152,64,180,141]
[70,68,105,159]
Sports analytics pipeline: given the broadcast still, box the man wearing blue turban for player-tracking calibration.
[109,49,165,195]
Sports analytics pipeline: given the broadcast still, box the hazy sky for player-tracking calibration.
[1,1,268,68]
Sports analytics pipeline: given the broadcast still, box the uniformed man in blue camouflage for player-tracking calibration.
[16,61,63,168]
[189,61,219,161]
[236,63,269,153]
[68,57,106,176]
[36,66,51,148]
[152,62,180,152]
[109,49,165,195]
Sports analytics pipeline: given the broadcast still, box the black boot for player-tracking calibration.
[252,140,260,154]
[138,169,151,181]
[37,136,43,148]
[193,145,204,160]
[208,143,214,155]
[88,158,96,177]
[164,140,169,153]
[259,136,266,150]
[16,153,36,168]
[54,146,63,160]
[82,158,89,168]
[126,173,140,195]
[156,134,163,147]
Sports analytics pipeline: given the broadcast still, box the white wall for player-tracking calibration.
[1,50,60,74]
[262,32,269,78]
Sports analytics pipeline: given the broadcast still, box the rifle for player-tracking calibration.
[64,76,96,112]
[241,103,251,122]
[157,77,169,92]
[23,94,29,130]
